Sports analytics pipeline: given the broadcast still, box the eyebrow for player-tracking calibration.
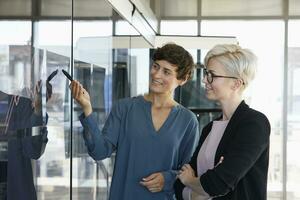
[153,61,160,67]
[206,68,217,73]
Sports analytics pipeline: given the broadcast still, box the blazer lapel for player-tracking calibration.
[214,101,249,165]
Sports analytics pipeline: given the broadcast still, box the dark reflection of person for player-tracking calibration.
[70,43,199,200]
[0,70,56,200]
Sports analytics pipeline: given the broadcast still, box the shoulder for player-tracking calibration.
[233,101,270,126]
[176,105,198,126]
[113,96,139,106]
[112,96,144,112]
[244,106,270,125]
[237,106,271,135]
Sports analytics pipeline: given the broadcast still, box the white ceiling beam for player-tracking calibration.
[106,0,156,46]
[112,36,238,49]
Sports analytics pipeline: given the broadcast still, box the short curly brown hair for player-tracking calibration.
[152,43,195,80]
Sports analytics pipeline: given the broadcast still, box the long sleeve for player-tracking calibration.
[79,101,122,161]
[168,116,198,194]
[163,118,199,194]
[174,122,210,200]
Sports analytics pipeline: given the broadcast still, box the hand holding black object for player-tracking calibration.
[69,80,92,116]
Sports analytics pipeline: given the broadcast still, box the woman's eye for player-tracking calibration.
[164,71,171,75]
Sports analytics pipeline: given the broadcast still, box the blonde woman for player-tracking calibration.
[175,44,270,200]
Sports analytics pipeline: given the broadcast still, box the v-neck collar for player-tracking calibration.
[138,95,180,135]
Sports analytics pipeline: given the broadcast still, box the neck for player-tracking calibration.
[144,92,175,108]
[219,96,243,120]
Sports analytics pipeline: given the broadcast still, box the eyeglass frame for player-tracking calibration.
[202,67,244,85]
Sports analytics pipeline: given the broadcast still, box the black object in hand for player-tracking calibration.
[62,69,73,81]
[46,69,58,101]
[47,69,58,82]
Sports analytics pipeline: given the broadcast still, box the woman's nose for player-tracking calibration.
[152,68,162,78]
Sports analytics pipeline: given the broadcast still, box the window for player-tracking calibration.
[160,20,198,36]
[201,20,285,199]
[287,20,300,200]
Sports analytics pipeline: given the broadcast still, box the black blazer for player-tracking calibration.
[175,101,270,200]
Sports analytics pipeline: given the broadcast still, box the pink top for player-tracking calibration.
[182,120,229,200]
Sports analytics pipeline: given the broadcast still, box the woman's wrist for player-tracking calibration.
[187,176,200,188]
[83,104,93,117]
[186,176,210,197]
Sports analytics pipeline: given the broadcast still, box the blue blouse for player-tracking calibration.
[79,96,199,200]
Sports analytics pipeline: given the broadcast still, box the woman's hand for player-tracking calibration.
[69,80,92,116]
[178,164,210,197]
[177,164,196,186]
[140,172,165,193]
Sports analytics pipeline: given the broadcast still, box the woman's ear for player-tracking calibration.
[231,79,243,90]
[179,76,189,86]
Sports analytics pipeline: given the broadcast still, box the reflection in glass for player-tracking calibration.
[0,65,55,199]
[71,18,113,200]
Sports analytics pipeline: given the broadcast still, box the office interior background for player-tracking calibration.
[0,0,299,199]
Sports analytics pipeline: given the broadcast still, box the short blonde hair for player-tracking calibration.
[204,44,257,88]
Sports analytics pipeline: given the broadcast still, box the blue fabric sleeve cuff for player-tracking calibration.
[79,113,99,151]
[162,170,177,192]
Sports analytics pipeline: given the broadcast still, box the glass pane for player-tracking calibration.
[33,20,72,200]
[72,20,113,200]
[0,20,62,200]
[112,48,131,102]
[0,20,32,107]
[287,20,300,200]
[160,20,198,35]
[115,20,140,35]
[201,20,285,199]
[0,21,34,200]
[201,0,282,16]
[0,21,31,46]
[0,0,31,16]
[72,1,114,199]
[180,64,220,109]
[289,0,300,16]
[130,49,150,96]
[35,21,71,46]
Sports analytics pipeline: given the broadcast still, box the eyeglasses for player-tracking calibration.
[203,68,244,84]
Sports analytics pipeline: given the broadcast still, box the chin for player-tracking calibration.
[149,86,162,93]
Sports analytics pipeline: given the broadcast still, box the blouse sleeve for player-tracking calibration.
[79,101,123,160]
[174,122,211,199]
[164,116,199,193]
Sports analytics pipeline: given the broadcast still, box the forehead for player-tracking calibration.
[154,60,178,72]
[206,58,226,73]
